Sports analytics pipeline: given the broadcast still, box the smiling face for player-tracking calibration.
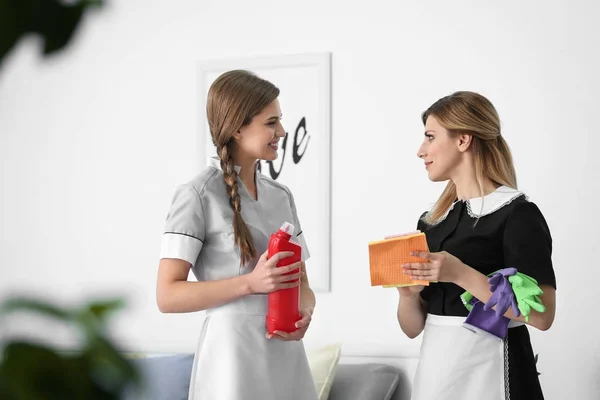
[417,115,466,182]
[233,99,286,163]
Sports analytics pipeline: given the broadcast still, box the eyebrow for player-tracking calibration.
[266,114,283,122]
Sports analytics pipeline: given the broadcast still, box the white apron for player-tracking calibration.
[187,295,318,400]
[411,314,523,400]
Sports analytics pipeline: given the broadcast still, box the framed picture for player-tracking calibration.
[197,52,332,292]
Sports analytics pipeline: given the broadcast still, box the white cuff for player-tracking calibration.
[160,233,203,266]
[296,234,311,262]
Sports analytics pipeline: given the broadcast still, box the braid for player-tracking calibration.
[219,144,240,210]
[219,144,256,265]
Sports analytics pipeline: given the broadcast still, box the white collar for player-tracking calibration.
[432,185,525,223]
[466,185,525,217]
[209,156,241,173]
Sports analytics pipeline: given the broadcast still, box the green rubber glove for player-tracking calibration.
[509,272,539,286]
[508,273,545,322]
[461,291,475,312]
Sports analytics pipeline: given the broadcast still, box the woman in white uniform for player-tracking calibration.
[397,91,557,400]
[156,70,319,400]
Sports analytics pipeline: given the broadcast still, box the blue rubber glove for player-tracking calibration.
[488,267,518,291]
[463,300,510,340]
[484,272,520,318]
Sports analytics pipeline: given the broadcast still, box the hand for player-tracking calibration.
[401,251,467,283]
[483,275,520,318]
[247,250,304,294]
[397,285,425,298]
[266,308,313,341]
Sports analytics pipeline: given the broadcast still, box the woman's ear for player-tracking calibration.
[457,133,473,153]
[232,129,242,140]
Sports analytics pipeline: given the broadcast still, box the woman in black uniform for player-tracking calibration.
[397,91,557,400]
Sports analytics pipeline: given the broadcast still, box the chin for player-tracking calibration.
[261,149,279,161]
[427,171,447,182]
[259,155,277,162]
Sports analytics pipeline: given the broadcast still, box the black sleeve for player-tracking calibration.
[503,201,556,289]
[417,211,433,302]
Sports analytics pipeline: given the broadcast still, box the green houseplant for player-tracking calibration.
[1,2,141,398]
[0,296,140,399]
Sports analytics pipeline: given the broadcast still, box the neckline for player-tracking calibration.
[428,185,526,225]
[463,185,524,217]
[208,156,260,202]
[208,155,241,173]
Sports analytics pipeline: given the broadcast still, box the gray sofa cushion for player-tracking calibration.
[124,355,402,400]
[124,354,195,400]
[328,363,401,400]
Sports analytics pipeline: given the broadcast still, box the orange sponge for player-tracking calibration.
[368,231,430,287]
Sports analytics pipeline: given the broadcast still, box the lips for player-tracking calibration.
[425,161,433,168]
[269,141,279,150]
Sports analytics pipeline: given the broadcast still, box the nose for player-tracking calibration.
[275,122,286,137]
[417,143,426,159]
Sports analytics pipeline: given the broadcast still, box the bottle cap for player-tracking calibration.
[279,222,295,236]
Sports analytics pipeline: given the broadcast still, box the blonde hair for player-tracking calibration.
[422,91,517,224]
[207,70,280,265]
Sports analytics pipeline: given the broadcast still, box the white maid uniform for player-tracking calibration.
[160,157,318,400]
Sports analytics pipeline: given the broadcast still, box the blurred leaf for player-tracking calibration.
[0,296,139,399]
[86,298,126,320]
[0,297,72,320]
[87,336,141,393]
[0,0,105,69]
[0,341,82,399]
[74,298,126,339]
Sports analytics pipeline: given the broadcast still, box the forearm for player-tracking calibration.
[299,262,316,313]
[455,266,555,331]
[300,282,316,313]
[397,293,427,339]
[157,275,251,313]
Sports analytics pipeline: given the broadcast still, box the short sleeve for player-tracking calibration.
[416,211,433,302]
[160,185,205,265]
[287,188,311,262]
[503,201,556,289]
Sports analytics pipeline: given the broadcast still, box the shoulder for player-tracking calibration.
[416,210,430,231]
[505,194,542,214]
[180,166,222,197]
[417,202,456,229]
[493,192,553,245]
[168,166,222,208]
[504,195,549,226]
[258,172,294,199]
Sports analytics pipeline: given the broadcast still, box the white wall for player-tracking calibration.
[1,0,598,398]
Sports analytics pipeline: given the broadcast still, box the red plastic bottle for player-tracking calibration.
[266,222,302,334]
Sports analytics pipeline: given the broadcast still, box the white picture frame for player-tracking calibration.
[197,52,332,293]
